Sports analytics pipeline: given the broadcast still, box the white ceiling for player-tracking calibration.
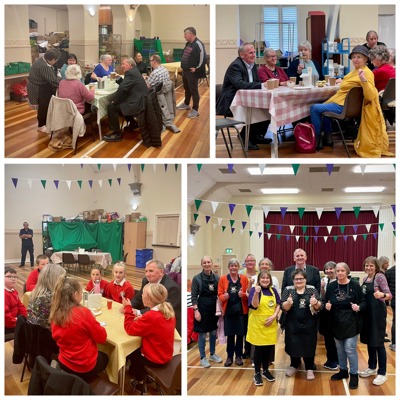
[187,163,395,212]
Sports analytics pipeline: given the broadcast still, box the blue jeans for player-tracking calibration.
[310,103,343,136]
[334,335,359,375]
[198,330,217,359]
[367,345,387,375]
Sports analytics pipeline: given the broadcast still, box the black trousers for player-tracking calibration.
[107,102,123,132]
[324,331,339,362]
[391,306,396,344]
[128,348,166,382]
[21,245,34,266]
[182,70,200,110]
[253,345,274,373]
[291,356,314,370]
[240,120,270,144]
[38,83,56,127]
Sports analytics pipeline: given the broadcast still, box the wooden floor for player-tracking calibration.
[4,262,160,396]
[5,79,210,159]
[216,125,396,158]
[188,309,395,396]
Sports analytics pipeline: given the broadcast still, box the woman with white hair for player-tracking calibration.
[58,64,95,114]
[90,54,114,82]
[287,40,323,84]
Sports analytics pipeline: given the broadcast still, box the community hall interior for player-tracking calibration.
[4,163,182,395]
[215,4,395,158]
[187,163,395,396]
[4,4,210,158]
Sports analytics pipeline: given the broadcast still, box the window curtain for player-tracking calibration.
[263,211,378,271]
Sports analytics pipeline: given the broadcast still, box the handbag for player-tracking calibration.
[293,122,316,153]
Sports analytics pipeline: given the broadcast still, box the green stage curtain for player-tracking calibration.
[48,221,123,262]
[133,38,166,63]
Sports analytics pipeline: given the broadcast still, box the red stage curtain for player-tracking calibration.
[263,211,378,272]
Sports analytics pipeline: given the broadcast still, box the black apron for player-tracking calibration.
[360,280,387,347]
[194,273,219,333]
[285,292,317,357]
[224,277,245,336]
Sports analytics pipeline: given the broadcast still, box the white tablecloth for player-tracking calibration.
[51,251,112,270]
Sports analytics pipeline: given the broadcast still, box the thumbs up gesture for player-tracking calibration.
[350,302,360,312]
[310,293,318,306]
[287,293,294,306]
[325,300,332,311]
[255,284,261,293]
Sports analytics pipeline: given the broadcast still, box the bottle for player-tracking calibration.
[94,279,101,294]
[299,53,304,68]
[83,291,88,307]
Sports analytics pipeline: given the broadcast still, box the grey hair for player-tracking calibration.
[369,45,390,63]
[378,256,390,268]
[298,40,312,51]
[100,54,112,62]
[238,43,254,56]
[323,261,337,273]
[387,48,395,65]
[227,258,241,268]
[336,262,351,276]
[152,54,161,64]
[259,257,274,269]
[263,48,276,58]
[65,64,82,80]
[123,57,137,67]
[146,259,165,271]
[366,30,378,40]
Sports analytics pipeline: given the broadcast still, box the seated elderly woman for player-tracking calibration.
[310,45,393,157]
[387,48,395,67]
[258,48,289,85]
[287,40,323,84]
[90,54,115,82]
[369,45,396,92]
[58,64,95,114]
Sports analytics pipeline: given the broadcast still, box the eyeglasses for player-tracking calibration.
[246,259,256,263]
[267,55,277,58]
[5,275,17,280]
[149,59,155,62]
[293,278,305,281]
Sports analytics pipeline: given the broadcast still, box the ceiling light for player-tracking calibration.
[261,188,299,194]
[344,186,385,193]
[353,165,394,173]
[248,167,293,175]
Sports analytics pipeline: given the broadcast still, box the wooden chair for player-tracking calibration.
[321,87,364,158]
[380,78,395,125]
[77,253,95,274]
[216,84,247,158]
[62,252,78,274]
[144,354,181,395]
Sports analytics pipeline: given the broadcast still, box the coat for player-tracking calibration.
[113,67,148,116]
[282,265,321,293]
[139,89,163,147]
[216,57,262,117]
[325,67,393,158]
[156,80,176,126]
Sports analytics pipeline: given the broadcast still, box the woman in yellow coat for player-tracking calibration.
[246,270,281,386]
[311,45,393,157]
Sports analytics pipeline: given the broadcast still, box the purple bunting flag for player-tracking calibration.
[12,178,18,188]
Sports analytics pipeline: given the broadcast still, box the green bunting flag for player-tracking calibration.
[245,204,253,216]
[77,180,82,189]
[195,199,203,211]
[222,226,226,232]
[108,179,112,187]
[292,164,300,175]
[379,223,384,231]
[194,213,199,221]
[230,220,235,227]
[353,206,361,219]
[40,180,46,189]
[197,164,202,172]
[141,164,145,172]
[302,226,307,234]
[298,208,305,219]
[340,226,345,234]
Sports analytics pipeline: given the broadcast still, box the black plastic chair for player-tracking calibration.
[78,253,95,274]
[380,78,395,125]
[321,86,364,158]
[215,84,247,158]
[62,252,79,274]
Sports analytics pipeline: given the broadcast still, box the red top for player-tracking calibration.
[257,65,289,84]
[373,63,395,92]
[85,279,108,294]
[4,289,27,328]
[58,79,95,114]
[218,274,249,315]
[124,305,175,364]
[104,280,135,303]
[51,306,107,373]
[26,268,40,292]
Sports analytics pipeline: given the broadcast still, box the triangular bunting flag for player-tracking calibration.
[305,236,309,242]
[365,224,371,232]
[228,203,236,215]
[335,207,342,219]
[12,178,18,188]
[164,164,168,172]
[265,224,271,232]
[280,207,287,219]
[41,180,46,189]
[217,218,223,226]
[228,164,234,173]
[231,228,235,234]
[259,164,266,174]
[113,164,117,172]
[194,199,202,211]
[245,204,253,217]
[289,225,295,233]
[295,235,300,242]
[327,226,333,234]
[298,207,305,219]
[230,220,235,228]
[194,213,199,221]
[240,229,244,235]
[249,231,253,237]
[77,180,82,189]
[222,226,226,232]
[278,225,283,232]
[254,222,260,231]
[315,207,323,219]
[212,224,217,230]
[88,180,93,188]
[353,206,361,219]
[326,164,334,175]
[276,234,281,240]
[392,222,396,230]
[392,204,396,216]
[27,180,32,189]
[117,178,121,186]
[302,226,307,234]
[292,164,300,175]
[343,235,348,242]
[97,164,101,170]
[333,236,338,242]
[98,180,103,188]
[258,232,262,238]
[314,226,320,234]
[340,225,345,234]
[324,236,328,243]
[108,179,112,187]
[360,164,367,174]
[379,223,384,231]
[53,180,59,189]
[141,164,145,172]
[262,206,270,218]
[353,235,357,242]
[205,216,211,224]
[197,164,202,172]
[267,233,272,240]
[242,221,247,229]
[211,201,219,214]
[363,234,367,240]
[153,165,157,173]
[66,180,71,189]
[371,205,380,217]
[353,225,358,233]
[286,235,290,241]
[175,164,179,172]
[313,236,318,242]
[373,233,378,240]
[127,164,132,172]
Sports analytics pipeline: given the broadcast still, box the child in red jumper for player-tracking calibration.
[122,283,176,392]
[50,275,109,381]
[105,261,134,303]
[5,267,27,334]
[85,266,108,295]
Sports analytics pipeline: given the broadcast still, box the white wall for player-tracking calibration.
[5,164,181,263]
[28,6,69,35]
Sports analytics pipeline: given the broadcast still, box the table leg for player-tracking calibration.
[118,365,126,395]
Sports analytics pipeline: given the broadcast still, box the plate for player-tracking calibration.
[293,86,313,90]
[95,90,109,95]
[89,308,102,316]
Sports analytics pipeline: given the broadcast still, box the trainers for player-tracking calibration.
[209,354,222,363]
[359,368,377,378]
[262,370,275,382]
[187,109,200,119]
[253,372,263,386]
[37,125,47,133]
[306,370,315,380]
[251,359,255,367]
[103,132,122,142]
[285,366,298,377]
[389,344,396,351]
[373,375,388,385]
[176,103,190,110]
[324,361,339,370]
[200,357,210,368]
[166,124,181,133]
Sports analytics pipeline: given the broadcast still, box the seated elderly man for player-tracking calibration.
[103,57,148,142]
[216,42,272,150]
[131,259,181,335]
[146,55,181,133]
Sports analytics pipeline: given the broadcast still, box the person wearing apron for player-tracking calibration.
[324,262,365,390]
[191,256,222,368]
[360,256,392,386]
[218,259,249,367]
[281,269,322,381]
[247,270,281,386]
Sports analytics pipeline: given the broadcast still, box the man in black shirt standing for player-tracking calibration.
[19,222,34,268]
[177,27,207,119]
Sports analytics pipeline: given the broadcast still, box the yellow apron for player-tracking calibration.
[246,289,278,346]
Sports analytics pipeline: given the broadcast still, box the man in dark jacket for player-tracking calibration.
[216,43,271,150]
[177,27,207,119]
[103,57,148,142]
